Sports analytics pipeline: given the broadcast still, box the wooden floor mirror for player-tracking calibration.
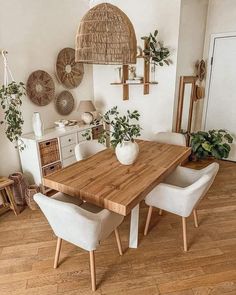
[175,76,198,145]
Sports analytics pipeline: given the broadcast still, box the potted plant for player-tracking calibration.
[141,29,171,67]
[0,81,26,150]
[190,129,233,160]
[99,106,141,165]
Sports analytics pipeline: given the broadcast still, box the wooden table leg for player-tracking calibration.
[5,187,19,215]
[129,203,140,248]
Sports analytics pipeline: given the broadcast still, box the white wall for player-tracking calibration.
[0,0,93,175]
[92,0,182,140]
[173,0,209,131]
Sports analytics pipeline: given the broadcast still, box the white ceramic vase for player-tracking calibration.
[32,112,43,138]
[115,140,139,165]
[82,112,93,124]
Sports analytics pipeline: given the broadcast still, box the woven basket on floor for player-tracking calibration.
[75,3,137,65]
[25,185,40,210]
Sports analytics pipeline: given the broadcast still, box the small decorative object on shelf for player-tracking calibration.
[99,106,141,165]
[32,112,43,138]
[78,100,96,124]
[0,50,26,151]
[129,66,136,80]
[54,119,69,129]
[114,67,123,83]
[190,129,233,160]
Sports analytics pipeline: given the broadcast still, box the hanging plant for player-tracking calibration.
[141,29,171,66]
[0,81,26,150]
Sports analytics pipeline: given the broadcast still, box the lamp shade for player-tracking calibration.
[78,100,96,113]
[75,3,137,65]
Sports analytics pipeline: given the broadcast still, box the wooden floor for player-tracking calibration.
[0,160,236,295]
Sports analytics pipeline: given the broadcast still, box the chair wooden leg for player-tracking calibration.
[114,228,123,255]
[54,237,62,269]
[89,250,96,291]
[182,217,188,252]
[144,206,153,236]
[159,209,163,216]
[193,209,199,228]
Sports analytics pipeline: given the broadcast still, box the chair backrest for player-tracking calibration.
[181,162,219,216]
[75,140,106,161]
[34,193,102,251]
[155,132,186,146]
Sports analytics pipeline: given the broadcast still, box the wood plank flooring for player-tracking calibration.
[0,159,236,294]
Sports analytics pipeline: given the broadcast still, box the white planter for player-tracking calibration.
[32,112,43,138]
[115,141,139,165]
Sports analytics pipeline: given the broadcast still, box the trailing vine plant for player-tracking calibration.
[141,29,171,66]
[0,81,26,150]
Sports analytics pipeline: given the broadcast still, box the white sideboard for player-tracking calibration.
[19,123,103,193]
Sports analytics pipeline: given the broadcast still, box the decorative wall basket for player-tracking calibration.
[55,90,74,115]
[75,3,137,65]
[26,70,55,106]
[56,48,84,89]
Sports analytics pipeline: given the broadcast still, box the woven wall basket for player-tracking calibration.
[75,3,137,65]
[56,48,84,89]
[55,91,74,115]
[26,70,55,106]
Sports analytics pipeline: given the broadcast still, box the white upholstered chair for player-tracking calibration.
[144,163,219,251]
[75,139,106,161]
[34,192,124,291]
[154,132,186,146]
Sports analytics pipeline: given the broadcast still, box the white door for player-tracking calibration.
[205,35,236,161]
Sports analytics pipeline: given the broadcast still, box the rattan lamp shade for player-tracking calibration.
[75,3,137,65]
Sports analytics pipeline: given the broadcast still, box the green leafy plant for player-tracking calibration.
[0,81,26,150]
[191,130,233,160]
[82,129,92,140]
[99,106,141,148]
[141,29,170,66]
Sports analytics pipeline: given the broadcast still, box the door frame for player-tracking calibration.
[202,31,236,130]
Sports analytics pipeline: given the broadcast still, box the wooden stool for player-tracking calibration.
[0,177,19,216]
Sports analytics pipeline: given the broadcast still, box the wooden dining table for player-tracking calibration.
[43,140,191,248]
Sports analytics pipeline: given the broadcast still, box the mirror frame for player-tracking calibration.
[175,76,198,144]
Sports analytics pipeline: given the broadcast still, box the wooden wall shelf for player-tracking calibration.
[110,41,158,100]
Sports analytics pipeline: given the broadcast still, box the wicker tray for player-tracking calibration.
[26,70,55,106]
[56,48,84,89]
[55,91,74,115]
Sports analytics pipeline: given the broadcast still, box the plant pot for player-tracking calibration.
[115,141,139,165]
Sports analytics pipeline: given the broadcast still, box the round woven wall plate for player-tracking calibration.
[26,70,55,106]
[55,91,74,115]
[56,48,84,89]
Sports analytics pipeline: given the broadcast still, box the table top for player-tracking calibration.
[43,140,191,216]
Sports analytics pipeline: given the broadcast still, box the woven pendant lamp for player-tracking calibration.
[75,3,137,65]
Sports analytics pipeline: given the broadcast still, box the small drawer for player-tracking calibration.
[63,156,76,167]
[42,162,62,176]
[61,144,76,160]
[60,133,77,147]
[39,138,60,167]
[92,125,104,140]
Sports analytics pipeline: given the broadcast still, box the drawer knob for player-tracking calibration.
[68,139,71,142]
[70,149,73,153]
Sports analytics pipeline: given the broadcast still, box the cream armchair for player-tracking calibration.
[34,192,124,291]
[144,163,219,251]
[75,139,106,161]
